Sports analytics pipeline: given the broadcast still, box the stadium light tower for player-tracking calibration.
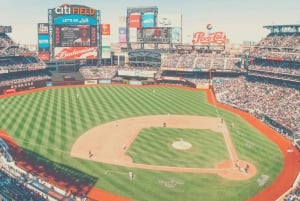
[206,24,213,89]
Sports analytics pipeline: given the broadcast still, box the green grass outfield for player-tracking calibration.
[0,86,283,201]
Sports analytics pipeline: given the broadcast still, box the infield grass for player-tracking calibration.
[0,85,283,201]
[128,128,229,167]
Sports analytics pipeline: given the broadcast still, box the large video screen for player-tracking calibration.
[54,25,97,47]
[137,27,170,43]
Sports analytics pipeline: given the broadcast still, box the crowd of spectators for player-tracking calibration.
[0,54,46,72]
[246,48,300,62]
[0,170,47,201]
[244,33,300,62]
[213,76,300,133]
[0,37,10,49]
[0,140,47,201]
[282,186,300,201]
[161,52,241,70]
[79,65,118,80]
[280,173,300,201]
[0,70,51,87]
[257,34,300,49]
[249,60,300,76]
[0,138,81,201]
[0,33,15,50]
[247,59,300,82]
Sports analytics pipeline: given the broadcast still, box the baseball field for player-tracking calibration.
[0,85,292,201]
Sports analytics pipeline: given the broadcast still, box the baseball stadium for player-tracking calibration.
[0,3,300,201]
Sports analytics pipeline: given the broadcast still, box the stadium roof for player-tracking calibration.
[263,24,300,34]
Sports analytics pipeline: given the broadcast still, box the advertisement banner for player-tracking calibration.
[144,44,155,49]
[38,52,50,61]
[9,67,27,73]
[37,23,49,34]
[129,14,141,28]
[138,70,156,78]
[157,14,182,27]
[196,84,209,89]
[102,46,111,59]
[46,82,53,87]
[38,35,50,48]
[0,69,8,74]
[129,80,142,85]
[192,32,227,45]
[53,15,97,25]
[54,47,98,60]
[119,35,127,43]
[84,80,98,85]
[119,27,127,43]
[161,76,183,81]
[117,70,156,78]
[98,79,111,84]
[266,56,284,61]
[142,13,155,28]
[118,70,136,77]
[129,28,137,43]
[171,27,181,43]
[119,27,126,35]
[101,24,111,35]
[3,88,16,95]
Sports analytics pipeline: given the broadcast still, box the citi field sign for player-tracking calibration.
[50,4,98,25]
[52,4,96,18]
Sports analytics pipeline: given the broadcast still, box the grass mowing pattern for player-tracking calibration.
[128,128,229,168]
[0,86,283,201]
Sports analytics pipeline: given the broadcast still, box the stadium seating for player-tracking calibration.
[213,76,300,136]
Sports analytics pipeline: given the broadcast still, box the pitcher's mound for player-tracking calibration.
[172,138,192,150]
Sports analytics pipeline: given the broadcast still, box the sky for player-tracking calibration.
[0,0,299,46]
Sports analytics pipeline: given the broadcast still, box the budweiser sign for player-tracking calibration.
[192,32,226,45]
[54,47,98,60]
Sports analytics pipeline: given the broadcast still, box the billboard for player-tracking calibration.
[142,13,155,28]
[129,14,141,28]
[54,25,97,47]
[192,32,227,45]
[101,24,110,35]
[38,35,50,48]
[157,14,182,27]
[137,27,170,43]
[37,23,49,34]
[48,4,101,60]
[51,4,97,25]
[102,46,111,59]
[129,28,137,43]
[38,52,50,61]
[119,27,127,43]
[171,27,182,43]
[54,47,97,60]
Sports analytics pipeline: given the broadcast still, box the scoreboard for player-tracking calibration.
[54,25,97,47]
[137,27,170,43]
[42,4,101,60]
